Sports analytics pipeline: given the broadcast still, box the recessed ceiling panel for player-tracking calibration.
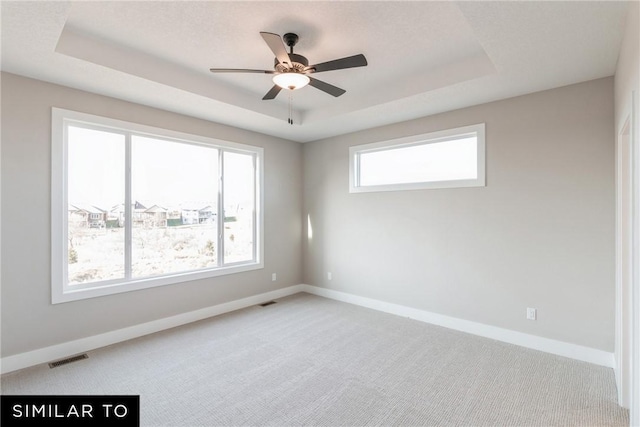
[0,1,629,142]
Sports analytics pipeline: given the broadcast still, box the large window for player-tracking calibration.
[52,108,263,303]
[349,124,485,192]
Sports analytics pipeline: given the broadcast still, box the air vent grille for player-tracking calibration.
[48,354,88,368]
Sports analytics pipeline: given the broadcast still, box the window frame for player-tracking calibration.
[349,123,486,193]
[52,108,264,304]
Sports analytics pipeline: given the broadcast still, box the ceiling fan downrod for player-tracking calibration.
[283,33,299,54]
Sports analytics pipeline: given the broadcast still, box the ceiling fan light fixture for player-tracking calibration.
[273,72,310,90]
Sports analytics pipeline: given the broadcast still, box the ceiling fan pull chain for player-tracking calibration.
[288,91,293,125]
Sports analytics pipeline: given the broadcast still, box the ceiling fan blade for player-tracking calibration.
[260,32,292,68]
[262,85,282,100]
[309,54,368,73]
[210,68,275,74]
[308,77,346,97]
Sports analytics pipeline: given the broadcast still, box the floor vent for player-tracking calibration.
[259,300,277,307]
[48,354,88,368]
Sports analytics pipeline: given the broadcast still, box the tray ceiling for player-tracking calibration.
[1,1,629,142]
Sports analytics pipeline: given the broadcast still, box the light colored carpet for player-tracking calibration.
[0,293,629,426]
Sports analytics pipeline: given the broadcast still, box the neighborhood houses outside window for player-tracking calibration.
[52,108,263,303]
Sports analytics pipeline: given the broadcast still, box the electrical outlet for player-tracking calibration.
[327,272,332,280]
[526,307,537,320]
[271,273,277,281]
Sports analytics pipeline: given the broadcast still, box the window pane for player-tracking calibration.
[224,152,255,264]
[359,136,478,186]
[67,126,125,284]
[131,136,219,278]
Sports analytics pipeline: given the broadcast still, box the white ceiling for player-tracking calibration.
[1,1,630,143]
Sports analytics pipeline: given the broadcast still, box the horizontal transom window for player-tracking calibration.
[349,124,485,192]
[52,108,263,303]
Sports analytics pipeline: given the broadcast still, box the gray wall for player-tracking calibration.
[0,72,617,358]
[1,72,303,357]
[303,77,615,352]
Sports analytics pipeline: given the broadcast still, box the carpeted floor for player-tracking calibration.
[0,293,629,426]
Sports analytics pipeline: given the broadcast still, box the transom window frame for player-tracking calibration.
[349,123,486,193]
[51,108,264,304]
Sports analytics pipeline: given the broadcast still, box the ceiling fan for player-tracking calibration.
[209,32,368,101]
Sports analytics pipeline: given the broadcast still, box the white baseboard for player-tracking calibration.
[0,285,305,374]
[301,285,615,368]
[1,283,615,375]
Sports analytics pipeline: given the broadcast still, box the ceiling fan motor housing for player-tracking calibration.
[274,53,309,73]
